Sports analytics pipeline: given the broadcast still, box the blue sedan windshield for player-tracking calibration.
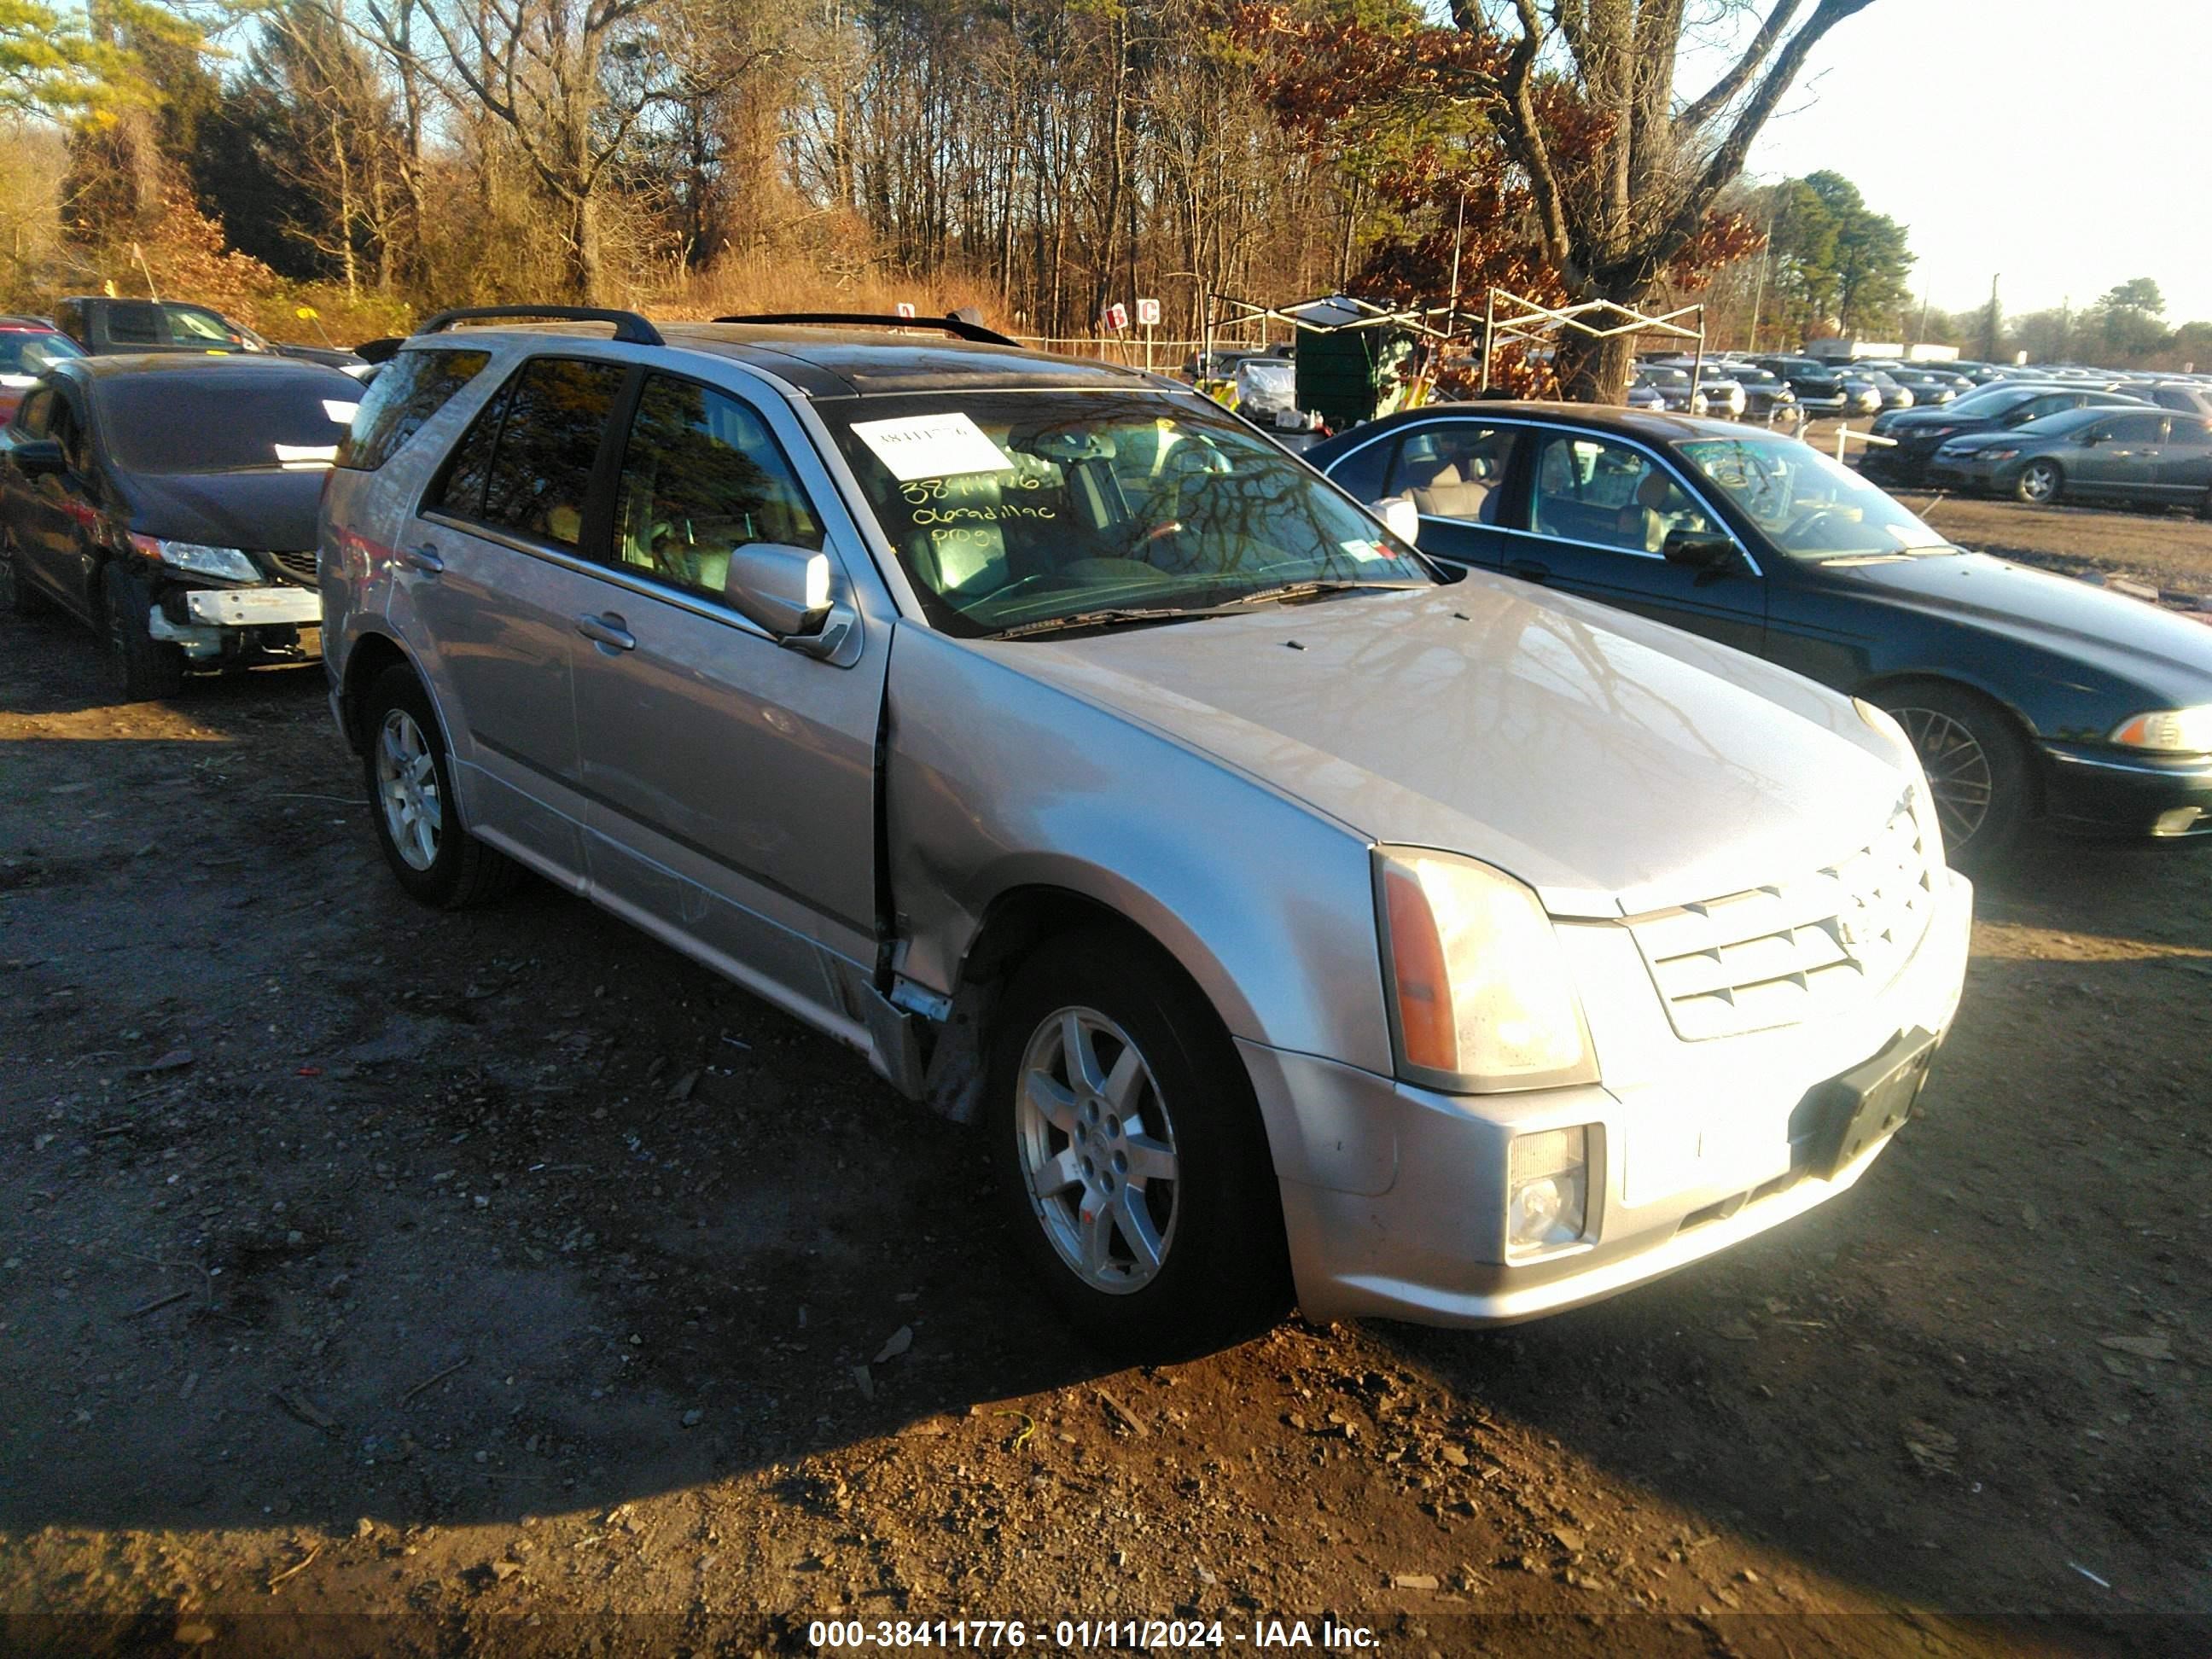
[1677,433,1952,559]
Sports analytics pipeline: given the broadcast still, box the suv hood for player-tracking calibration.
[979,580,1909,918]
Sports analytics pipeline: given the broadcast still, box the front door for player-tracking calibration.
[20,386,104,621]
[1502,429,1767,656]
[2069,411,2166,501]
[403,353,632,885]
[568,370,888,1032]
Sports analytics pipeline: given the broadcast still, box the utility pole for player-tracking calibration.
[1983,272,2001,363]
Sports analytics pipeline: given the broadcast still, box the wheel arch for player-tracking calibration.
[1856,670,2047,818]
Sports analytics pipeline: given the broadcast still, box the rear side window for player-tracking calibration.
[441,357,626,549]
[338,348,492,470]
[2170,417,2212,445]
[2099,413,2166,444]
[1324,434,1394,504]
[105,304,165,346]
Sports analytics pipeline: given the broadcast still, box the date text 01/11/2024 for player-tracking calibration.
[806,1620,1382,1650]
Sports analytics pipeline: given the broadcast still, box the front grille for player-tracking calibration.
[1624,800,1934,1041]
[265,548,318,583]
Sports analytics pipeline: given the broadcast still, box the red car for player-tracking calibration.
[0,317,87,427]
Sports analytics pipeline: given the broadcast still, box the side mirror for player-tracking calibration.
[1662,527,1738,571]
[9,438,66,477]
[1374,495,1421,546]
[2076,430,2102,447]
[725,542,834,639]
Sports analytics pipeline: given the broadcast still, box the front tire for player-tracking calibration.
[361,663,521,909]
[2016,459,2064,506]
[103,569,185,701]
[987,928,1289,1356]
[1876,680,2033,871]
[1,530,45,617]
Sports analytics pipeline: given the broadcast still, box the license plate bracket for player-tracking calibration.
[1790,1027,1939,1181]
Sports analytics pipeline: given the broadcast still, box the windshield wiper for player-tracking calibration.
[992,580,1423,640]
[1222,579,1429,608]
[993,606,1229,640]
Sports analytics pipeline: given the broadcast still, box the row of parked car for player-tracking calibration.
[3,304,2208,1353]
[1633,350,2212,433]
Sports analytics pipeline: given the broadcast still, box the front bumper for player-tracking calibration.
[1247,867,1973,1327]
[1924,454,2008,492]
[2038,741,2212,838]
[148,582,323,661]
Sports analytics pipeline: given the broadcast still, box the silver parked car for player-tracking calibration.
[320,308,1972,1348]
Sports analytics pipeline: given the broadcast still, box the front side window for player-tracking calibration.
[1679,432,1951,559]
[1527,434,1716,555]
[611,375,823,602]
[476,358,627,548]
[339,348,492,471]
[13,387,52,437]
[821,390,1430,637]
[166,307,241,348]
[1386,423,1518,524]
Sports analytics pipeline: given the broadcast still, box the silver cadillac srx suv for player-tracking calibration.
[321,306,1973,1349]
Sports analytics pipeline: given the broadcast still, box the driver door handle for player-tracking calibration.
[398,544,444,574]
[575,612,636,652]
[1506,558,1551,584]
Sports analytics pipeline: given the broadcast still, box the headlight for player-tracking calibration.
[2110,707,2212,754]
[1855,698,1945,864]
[128,534,260,582]
[1981,446,2020,462]
[1373,847,1597,1093]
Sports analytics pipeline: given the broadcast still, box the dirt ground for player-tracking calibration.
[2,528,2209,1657]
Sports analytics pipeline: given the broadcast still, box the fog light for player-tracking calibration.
[1507,1126,1589,1252]
[2154,806,2203,836]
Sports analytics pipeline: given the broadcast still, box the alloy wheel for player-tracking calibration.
[1014,1006,1180,1294]
[2018,461,2060,504]
[1895,706,1993,847]
[375,707,443,871]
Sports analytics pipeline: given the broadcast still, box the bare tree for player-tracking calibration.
[1456,0,1874,399]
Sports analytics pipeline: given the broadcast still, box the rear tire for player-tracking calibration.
[2016,459,2064,506]
[103,569,185,701]
[361,663,521,909]
[1874,679,2033,872]
[987,928,1290,1357]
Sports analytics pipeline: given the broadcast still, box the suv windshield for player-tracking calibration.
[97,373,361,474]
[822,390,1429,637]
[1677,432,1951,560]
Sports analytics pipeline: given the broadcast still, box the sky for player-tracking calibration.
[1730,0,2212,325]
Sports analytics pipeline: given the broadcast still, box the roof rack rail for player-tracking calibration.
[713,311,1022,349]
[415,306,665,346]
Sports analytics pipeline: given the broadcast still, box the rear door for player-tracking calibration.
[401,353,631,884]
[2156,416,2212,504]
[565,370,888,1033]
[1503,428,1766,655]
